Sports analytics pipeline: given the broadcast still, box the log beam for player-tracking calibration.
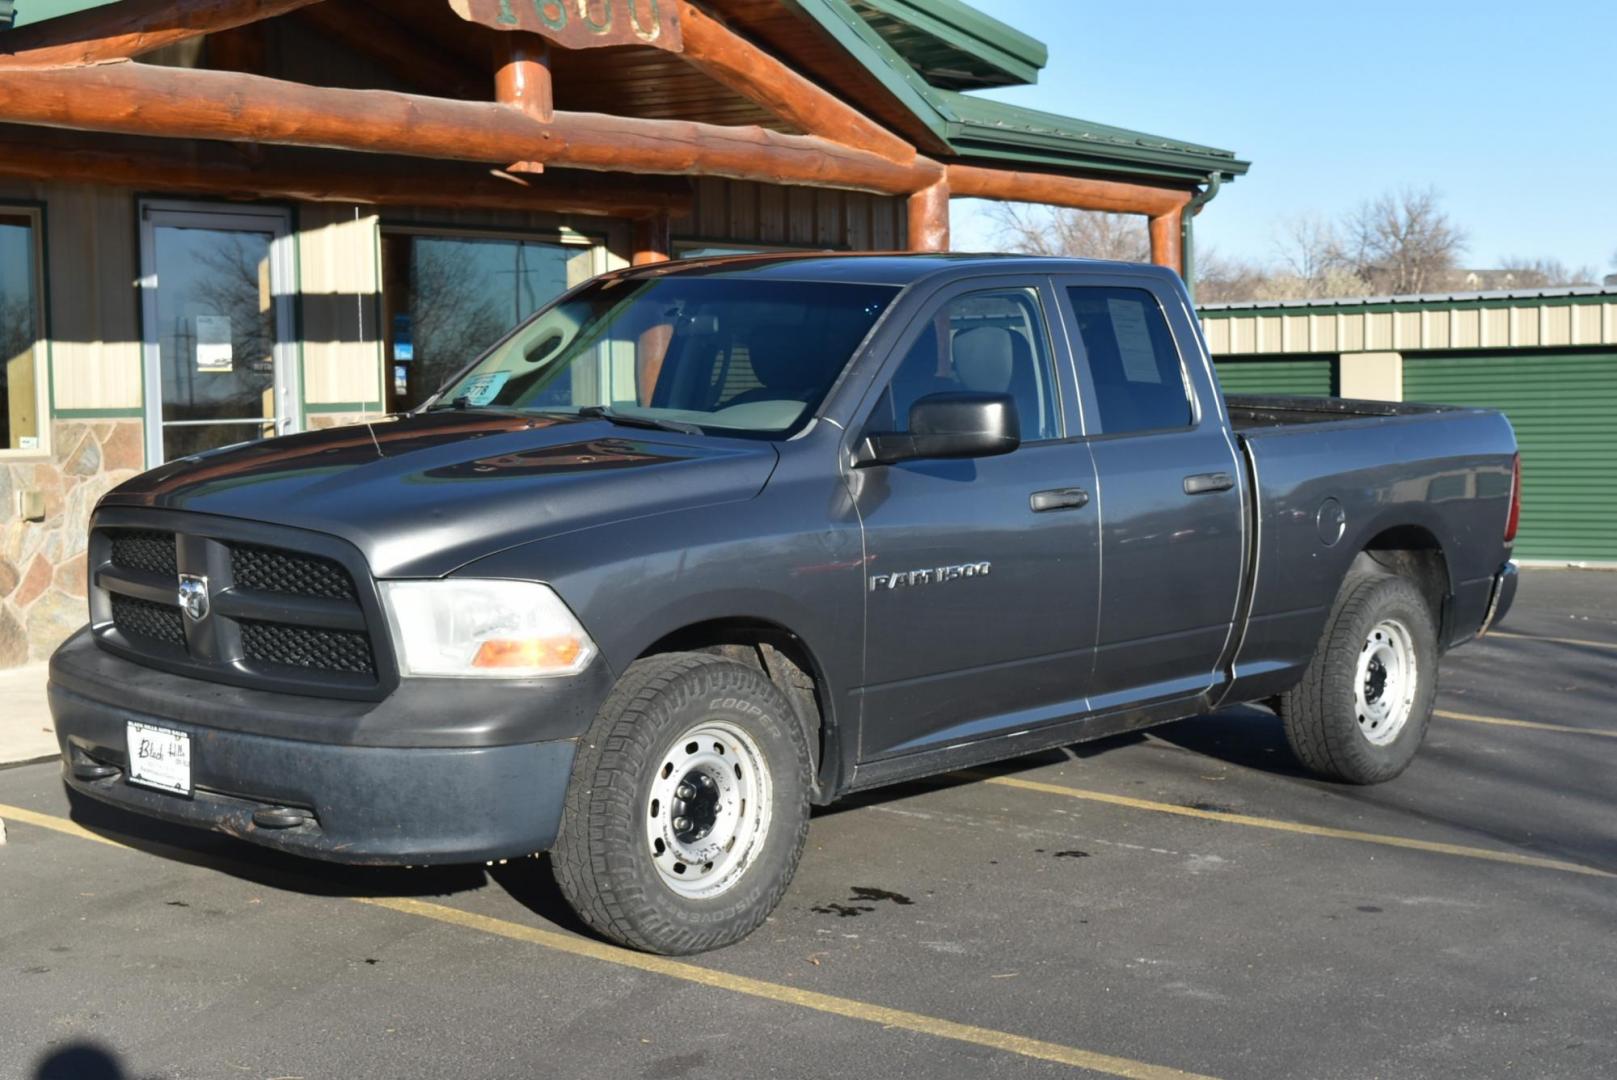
[1148,208,1184,274]
[947,163,1192,218]
[0,131,693,218]
[675,0,915,166]
[0,0,323,68]
[0,61,944,196]
[906,179,950,252]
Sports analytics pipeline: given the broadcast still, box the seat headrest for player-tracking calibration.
[952,326,1015,393]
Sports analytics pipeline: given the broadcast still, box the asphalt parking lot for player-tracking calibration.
[2,569,1613,1080]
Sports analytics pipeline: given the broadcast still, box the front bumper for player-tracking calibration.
[49,630,588,864]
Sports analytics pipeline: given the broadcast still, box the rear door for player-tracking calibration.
[849,276,1101,760]
[1052,274,1245,710]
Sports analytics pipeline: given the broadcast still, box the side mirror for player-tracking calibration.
[856,391,1021,466]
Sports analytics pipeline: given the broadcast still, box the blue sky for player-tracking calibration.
[950,0,1617,276]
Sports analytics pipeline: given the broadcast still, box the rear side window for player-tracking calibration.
[1065,287,1192,434]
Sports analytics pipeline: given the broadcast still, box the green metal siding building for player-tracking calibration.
[1201,287,1617,564]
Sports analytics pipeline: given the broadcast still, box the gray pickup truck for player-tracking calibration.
[50,254,1520,954]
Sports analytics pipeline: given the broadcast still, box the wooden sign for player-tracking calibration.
[450,0,683,52]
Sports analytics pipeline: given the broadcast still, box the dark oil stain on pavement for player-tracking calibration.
[812,886,915,917]
[1053,849,1091,859]
[1186,801,1236,813]
[1356,905,1384,913]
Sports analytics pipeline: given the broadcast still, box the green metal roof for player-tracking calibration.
[790,0,1247,184]
[929,88,1250,182]
[846,0,1047,89]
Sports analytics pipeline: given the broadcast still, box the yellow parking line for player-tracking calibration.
[1436,708,1617,739]
[966,775,1613,880]
[0,803,1216,1080]
[0,803,127,848]
[1489,630,1617,652]
[359,896,1216,1080]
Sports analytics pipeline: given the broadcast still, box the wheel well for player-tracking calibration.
[1355,526,1451,639]
[641,619,833,800]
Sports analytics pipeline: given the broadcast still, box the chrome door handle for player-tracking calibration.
[1030,487,1090,512]
[1183,472,1234,495]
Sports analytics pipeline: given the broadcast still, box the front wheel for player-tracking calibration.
[551,652,812,954]
[1277,572,1439,784]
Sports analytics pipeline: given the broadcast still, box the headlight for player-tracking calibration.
[380,579,597,678]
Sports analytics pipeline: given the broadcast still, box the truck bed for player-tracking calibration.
[1226,395,1461,430]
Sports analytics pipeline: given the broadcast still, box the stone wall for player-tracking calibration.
[0,419,144,667]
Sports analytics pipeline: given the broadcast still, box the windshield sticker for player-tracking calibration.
[458,371,510,406]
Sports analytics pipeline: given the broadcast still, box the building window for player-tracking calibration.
[0,207,45,454]
[380,229,599,413]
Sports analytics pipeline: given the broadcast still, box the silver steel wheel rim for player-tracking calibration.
[1355,618,1418,746]
[645,719,772,900]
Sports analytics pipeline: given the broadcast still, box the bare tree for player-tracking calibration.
[1191,247,1267,304]
[0,293,32,368]
[990,203,1150,263]
[1496,257,1597,289]
[1342,187,1466,295]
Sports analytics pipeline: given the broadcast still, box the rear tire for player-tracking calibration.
[552,652,812,955]
[1276,572,1438,784]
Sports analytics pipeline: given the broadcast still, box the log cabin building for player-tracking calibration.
[0,0,1247,666]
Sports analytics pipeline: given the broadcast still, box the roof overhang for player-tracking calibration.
[846,0,1047,89]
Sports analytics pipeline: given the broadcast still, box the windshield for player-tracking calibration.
[433,276,898,437]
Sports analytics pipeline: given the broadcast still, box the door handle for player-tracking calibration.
[1030,487,1090,512]
[1183,472,1235,495]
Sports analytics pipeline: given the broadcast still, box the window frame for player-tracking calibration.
[0,202,50,460]
[1052,276,1205,441]
[846,275,1077,452]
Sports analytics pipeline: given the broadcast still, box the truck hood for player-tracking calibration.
[101,411,780,577]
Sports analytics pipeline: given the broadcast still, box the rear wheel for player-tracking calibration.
[1277,572,1439,784]
[552,652,812,954]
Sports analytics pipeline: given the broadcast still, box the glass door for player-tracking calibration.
[140,201,299,464]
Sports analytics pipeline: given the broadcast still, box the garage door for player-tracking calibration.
[1213,357,1335,397]
[1404,350,1617,563]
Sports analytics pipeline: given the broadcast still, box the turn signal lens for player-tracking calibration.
[380,579,596,678]
[472,637,584,670]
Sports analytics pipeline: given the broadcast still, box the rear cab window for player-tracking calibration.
[1064,286,1194,436]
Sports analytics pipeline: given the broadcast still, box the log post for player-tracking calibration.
[495,34,552,175]
[632,214,672,265]
[1148,208,1184,275]
[906,179,950,252]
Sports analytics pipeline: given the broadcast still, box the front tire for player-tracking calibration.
[1277,572,1439,784]
[552,652,812,954]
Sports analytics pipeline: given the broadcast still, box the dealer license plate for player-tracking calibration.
[126,722,192,796]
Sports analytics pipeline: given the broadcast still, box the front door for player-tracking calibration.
[140,201,299,465]
[851,279,1101,760]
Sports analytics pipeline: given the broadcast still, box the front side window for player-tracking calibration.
[436,276,896,438]
[867,287,1061,442]
[0,209,44,454]
[1065,286,1192,435]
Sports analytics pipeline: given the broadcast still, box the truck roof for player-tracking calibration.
[615,251,1182,288]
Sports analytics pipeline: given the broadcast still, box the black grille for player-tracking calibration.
[111,594,186,646]
[240,620,375,676]
[231,544,356,601]
[109,529,178,577]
